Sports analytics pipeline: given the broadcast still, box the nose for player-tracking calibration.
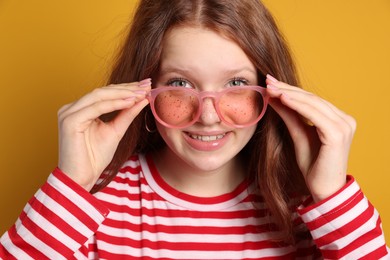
[198,98,221,125]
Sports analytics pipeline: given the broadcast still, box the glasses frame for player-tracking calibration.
[147,85,269,129]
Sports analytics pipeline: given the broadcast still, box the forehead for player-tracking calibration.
[160,26,256,75]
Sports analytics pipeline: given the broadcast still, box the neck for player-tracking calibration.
[152,147,246,197]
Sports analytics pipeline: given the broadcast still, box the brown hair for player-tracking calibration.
[94,0,309,244]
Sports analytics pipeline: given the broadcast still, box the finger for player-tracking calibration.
[59,79,151,117]
[59,86,150,120]
[266,85,343,151]
[267,84,345,129]
[102,81,152,91]
[59,97,143,133]
[318,98,357,131]
[268,97,317,156]
[58,103,73,116]
[279,93,357,160]
[269,86,356,143]
[266,75,353,127]
[108,78,151,88]
[266,75,304,92]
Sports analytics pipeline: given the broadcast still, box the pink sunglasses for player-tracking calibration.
[147,85,268,129]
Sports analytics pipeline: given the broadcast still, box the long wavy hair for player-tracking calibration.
[94,0,309,244]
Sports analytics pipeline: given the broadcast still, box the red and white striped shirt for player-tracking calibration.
[1,154,389,259]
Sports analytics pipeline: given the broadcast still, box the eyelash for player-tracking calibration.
[166,77,190,87]
[229,77,249,86]
[165,77,250,88]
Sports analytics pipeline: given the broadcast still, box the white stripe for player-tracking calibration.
[104,155,268,211]
[115,172,141,182]
[310,197,369,239]
[34,189,93,237]
[99,182,151,196]
[343,234,388,259]
[14,218,66,260]
[97,240,294,259]
[121,158,141,169]
[96,189,264,212]
[106,211,269,227]
[0,231,34,260]
[22,204,79,251]
[320,208,379,250]
[136,154,254,211]
[88,252,100,259]
[99,224,282,243]
[47,174,106,222]
[299,180,361,222]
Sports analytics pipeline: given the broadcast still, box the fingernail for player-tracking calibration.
[139,78,152,87]
[266,74,279,83]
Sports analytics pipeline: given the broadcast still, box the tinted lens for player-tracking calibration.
[154,89,199,127]
[219,89,263,126]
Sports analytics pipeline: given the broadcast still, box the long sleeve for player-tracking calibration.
[2,165,389,259]
[0,168,109,260]
[297,176,390,259]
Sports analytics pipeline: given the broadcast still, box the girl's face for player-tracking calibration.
[155,26,258,172]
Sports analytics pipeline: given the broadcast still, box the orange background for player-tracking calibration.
[1,1,389,241]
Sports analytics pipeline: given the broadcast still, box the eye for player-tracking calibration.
[228,77,249,87]
[167,78,192,88]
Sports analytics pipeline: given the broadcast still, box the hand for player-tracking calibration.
[57,79,151,191]
[265,75,356,202]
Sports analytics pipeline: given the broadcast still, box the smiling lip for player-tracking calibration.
[183,131,230,151]
[189,133,225,141]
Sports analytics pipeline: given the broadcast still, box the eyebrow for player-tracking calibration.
[159,66,257,77]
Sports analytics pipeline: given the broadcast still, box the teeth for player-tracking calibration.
[189,134,225,142]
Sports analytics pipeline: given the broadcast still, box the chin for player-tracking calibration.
[181,150,238,172]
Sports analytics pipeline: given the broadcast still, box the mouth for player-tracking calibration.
[186,132,226,142]
[183,131,231,151]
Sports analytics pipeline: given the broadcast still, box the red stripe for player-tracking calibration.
[304,190,364,231]
[0,243,17,260]
[315,202,375,247]
[27,194,87,245]
[18,210,74,257]
[97,251,296,260]
[360,244,389,259]
[102,218,279,234]
[41,182,101,233]
[52,168,109,217]
[96,231,290,251]
[110,176,142,187]
[100,199,268,219]
[119,165,142,174]
[2,158,388,259]
[102,180,266,207]
[75,243,90,259]
[321,216,384,259]
[145,153,250,205]
[298,176,355,215]
[6,223,54,259]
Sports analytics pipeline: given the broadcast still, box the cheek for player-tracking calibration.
[154,94,198,126]
[219,95,261,125]
[156,122,182,150]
